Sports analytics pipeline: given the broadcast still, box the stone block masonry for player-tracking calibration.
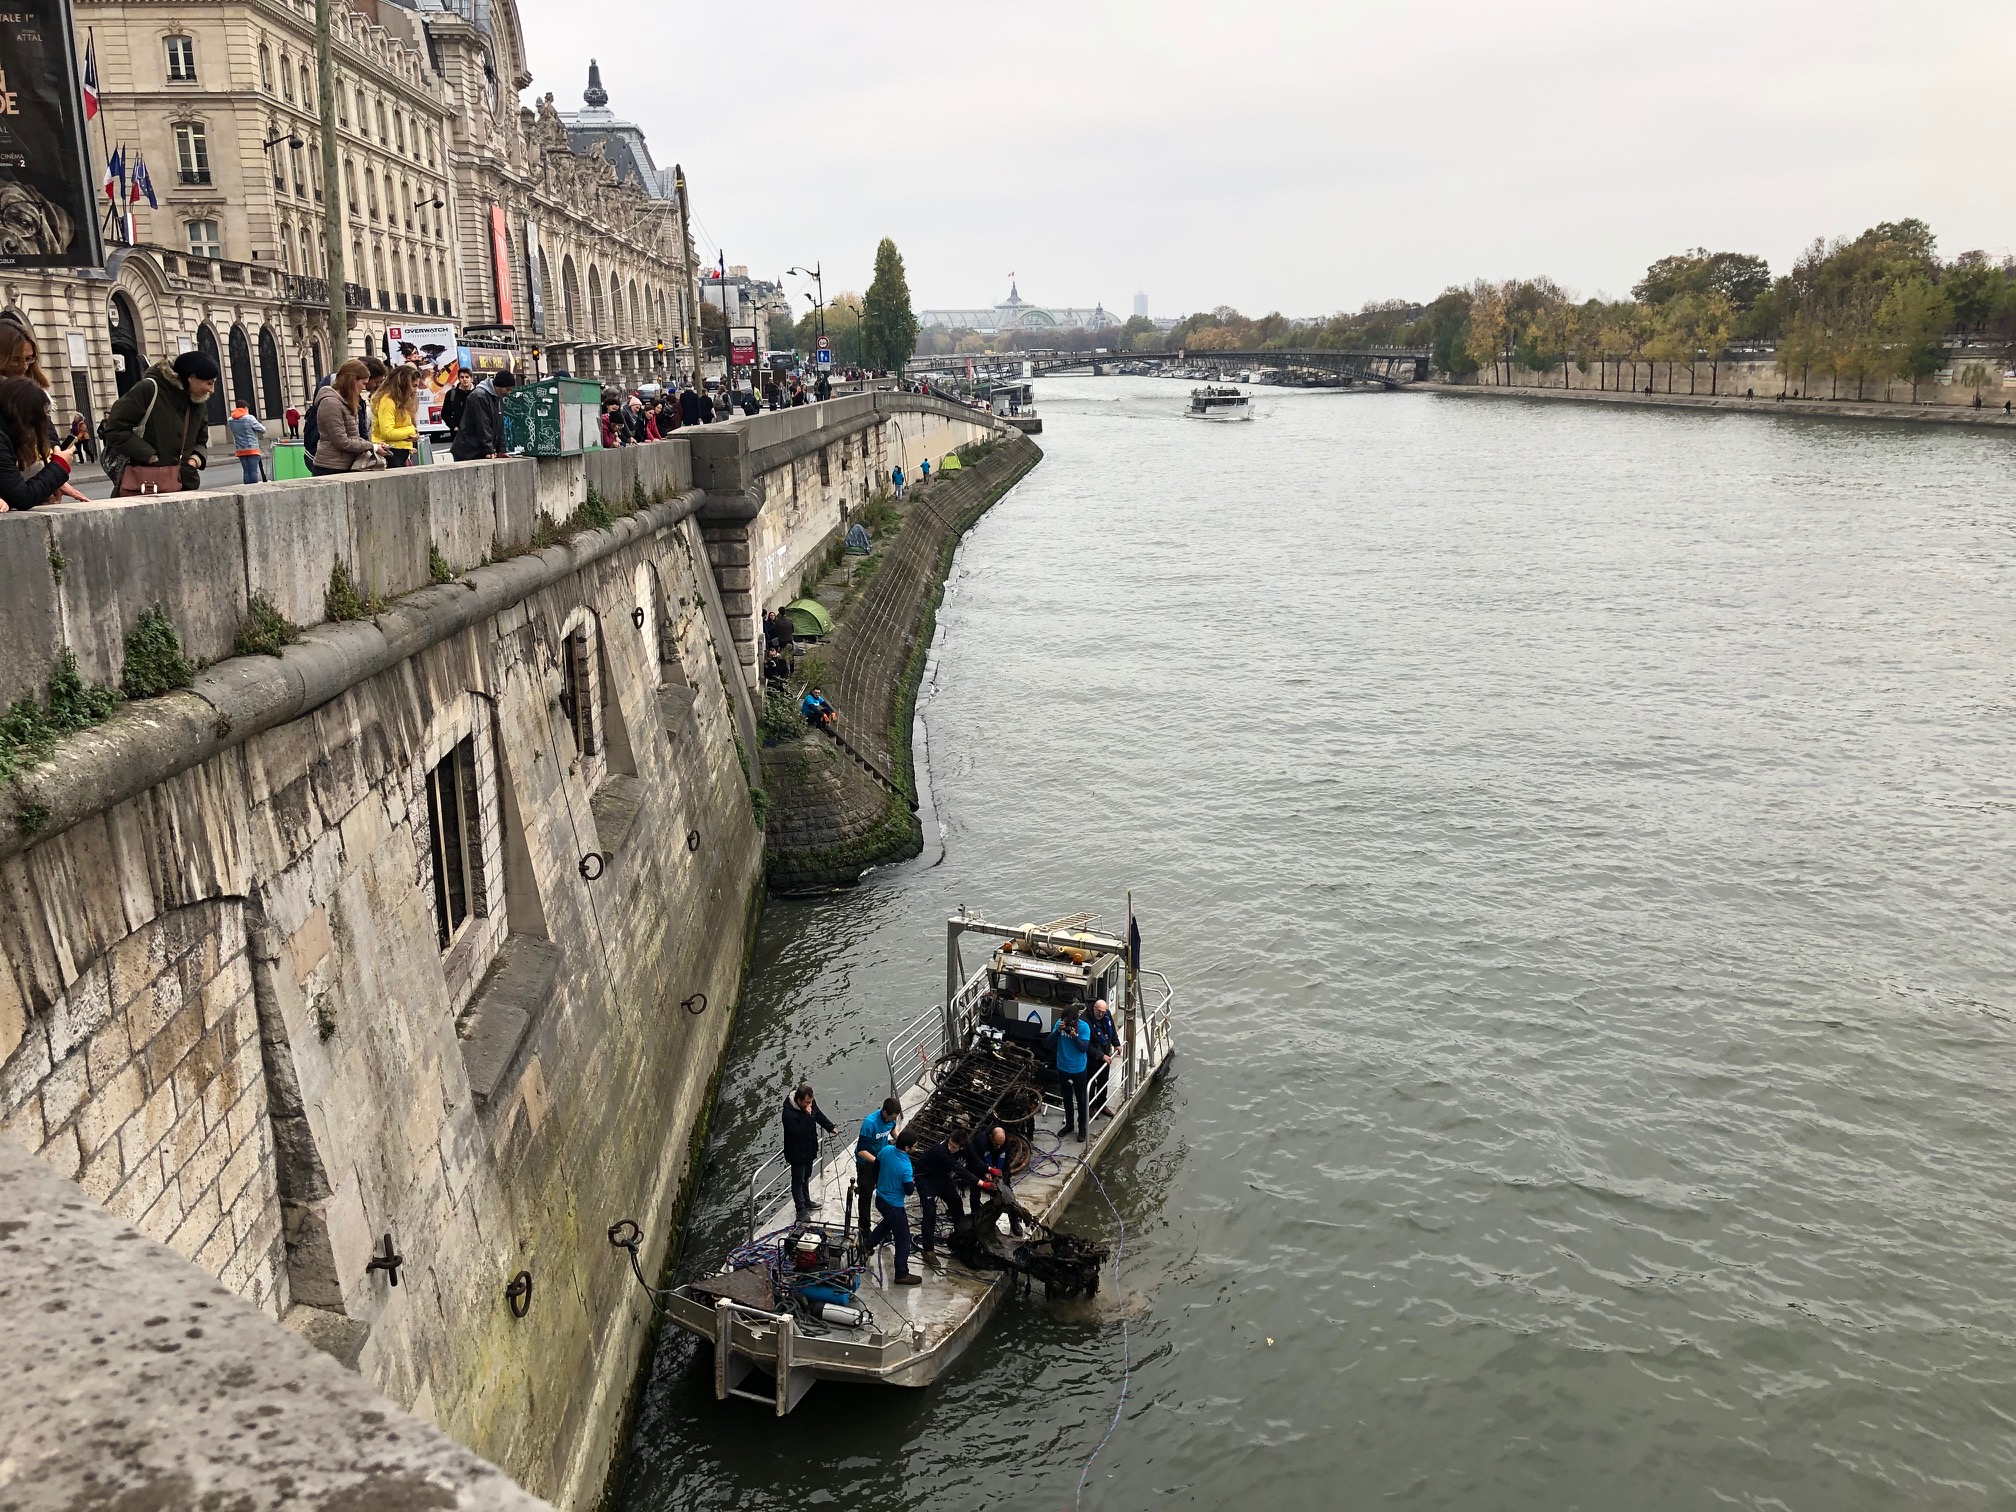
[0,438,761,1509]
[762,432,1044,891]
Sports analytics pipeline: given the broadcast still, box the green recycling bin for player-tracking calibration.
[502,376,602,456]
[272,440,309,480]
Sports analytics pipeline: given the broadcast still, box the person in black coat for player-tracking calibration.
[678,382,702,427]
[781,1083,838,1220]
[0,378,81,512]
[913,1125,971,1255]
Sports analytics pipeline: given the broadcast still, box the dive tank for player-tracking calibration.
[817,1302,863,1327]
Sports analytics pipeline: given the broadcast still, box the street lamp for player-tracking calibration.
[787,264,824,342]
[261,132,306,151]
[413,195,444,211]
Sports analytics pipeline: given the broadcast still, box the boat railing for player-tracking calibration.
[744,1149,792,1241]
[885,1004,946,1099]
[1140,969,1176,1056]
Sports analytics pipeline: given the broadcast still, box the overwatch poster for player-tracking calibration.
[0,1,102,269]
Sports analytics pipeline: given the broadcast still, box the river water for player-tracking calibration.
[611,379,2016,1511]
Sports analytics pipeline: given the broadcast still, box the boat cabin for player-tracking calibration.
[982,937,1124,1048]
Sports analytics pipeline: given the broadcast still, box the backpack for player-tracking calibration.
[100,377,158,487]
[302,382,323,456]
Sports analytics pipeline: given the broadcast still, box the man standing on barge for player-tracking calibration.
[855,1096,902,1254]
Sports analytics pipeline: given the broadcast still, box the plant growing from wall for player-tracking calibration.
[325,559,381,621]
[429,544,454,584]
[234,595,301,658]
[121,606,196,698]
[0,650,119,782]
[758,683,803,747]
[46,538,67,586]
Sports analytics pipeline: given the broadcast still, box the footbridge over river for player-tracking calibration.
[908,347,1433,388]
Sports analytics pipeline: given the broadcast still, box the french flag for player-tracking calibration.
[103,143,123,204]
[81,33,99,121]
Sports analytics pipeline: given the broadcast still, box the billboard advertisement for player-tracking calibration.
[487,205,513,326]
[0,2,103,270]
[385,322,458,432]
[729,325,757,367]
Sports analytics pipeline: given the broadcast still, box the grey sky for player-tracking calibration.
[518,1,2014,321]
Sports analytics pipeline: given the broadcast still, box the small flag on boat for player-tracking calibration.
[1129,914,1141,972]
[81,33,100,121]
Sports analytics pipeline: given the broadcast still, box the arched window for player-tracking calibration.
[259,46,273,92]
[344,157,357,213]
[587,264,605,338]
[278,220,293,271]
[195,324,226,424]
[299,65,312,110]
[108,293,145,397]
[227,324,255,412]
[164,35,197,83]
[258,328,284,419]
[400,177,412,229]
[610,273,623,339]
[299,225,313,274]
[173,122,211,185]
[437,256,450,315]
[366,167,379,221]
[627,279,639,341]
[561,255,579,335]
[280,51,293,101]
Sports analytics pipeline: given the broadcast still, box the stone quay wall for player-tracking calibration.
[1420,380,2016,430]
[687,392,1004,689]
[0,436,767,1509]
[1443,351,2016,413]
[762,432,1044,891]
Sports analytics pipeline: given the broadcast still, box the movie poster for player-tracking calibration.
[0,1,102,270]
[385,322,458,432]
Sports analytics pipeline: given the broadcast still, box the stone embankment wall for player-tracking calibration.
[1422,380,2016,429]
[762,432,1044,891]
[0,437,766,1509]
[1447,351,2016,412]
[686,392,1002,687]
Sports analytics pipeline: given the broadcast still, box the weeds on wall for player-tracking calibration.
[121,606,197,698]
[429,544,454,584]
[748,786,770,829]
[0,650,119,784]
[234,595,300,658]
[757,683,803,747]
[325,560,383,622]
[46,538,66,586]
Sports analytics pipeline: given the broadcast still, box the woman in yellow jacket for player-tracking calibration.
[372,363,421,466]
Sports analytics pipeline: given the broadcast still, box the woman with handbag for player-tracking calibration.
[372,363,420,467]
[99,350,217,495]
[0,377,83,512]
[310,360,387,475]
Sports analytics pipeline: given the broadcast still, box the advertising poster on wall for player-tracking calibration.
[0,1,104,270]
[385,322,458,431]
[729,326,758,367]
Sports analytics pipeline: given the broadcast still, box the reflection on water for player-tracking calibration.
[612,380,2016,1512]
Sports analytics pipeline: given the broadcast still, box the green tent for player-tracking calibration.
[784,598,834,639]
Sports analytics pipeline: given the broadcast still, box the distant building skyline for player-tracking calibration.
[1133,291,1149,318]
[918,280,1118,333]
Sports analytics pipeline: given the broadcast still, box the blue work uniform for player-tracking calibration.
[867,1145,919,1276]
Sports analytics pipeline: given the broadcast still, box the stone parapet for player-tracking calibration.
[0,1134,554,1510]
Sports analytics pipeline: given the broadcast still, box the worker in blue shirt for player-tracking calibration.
[1052,1005,1093,1140]
[855,1097,900,1252]
[865,1127,923,1285]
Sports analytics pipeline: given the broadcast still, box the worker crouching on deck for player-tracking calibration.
[967,1122,1024,1237]
[914,1125,971,1259]
[855,1096,902,1253]
[867,1128,924,1285]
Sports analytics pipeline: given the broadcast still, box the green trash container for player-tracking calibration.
[272,440,309,480]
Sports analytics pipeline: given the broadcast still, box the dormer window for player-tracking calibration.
[164,36,196,83]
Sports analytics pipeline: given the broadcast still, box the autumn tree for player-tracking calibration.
[860,239,919,373]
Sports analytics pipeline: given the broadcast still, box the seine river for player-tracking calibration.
[612,379,2016,1511]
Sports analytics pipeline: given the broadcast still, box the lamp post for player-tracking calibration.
[314,0,345,362]
[787,264,823,344]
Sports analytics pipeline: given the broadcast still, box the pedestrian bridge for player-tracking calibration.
[907,347,1433,389]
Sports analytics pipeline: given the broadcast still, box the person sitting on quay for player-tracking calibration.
[802,686,836,733]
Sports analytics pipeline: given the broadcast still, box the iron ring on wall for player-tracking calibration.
[579,852,606,882]
[505,1270,533,1319]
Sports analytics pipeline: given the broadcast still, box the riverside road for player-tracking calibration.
[612,378,2016,1512]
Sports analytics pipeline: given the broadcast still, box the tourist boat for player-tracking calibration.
[654,905,1175,1414]
[1187,385,1252,421]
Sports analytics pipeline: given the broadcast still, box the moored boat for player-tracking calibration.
[650,905,1175,1413]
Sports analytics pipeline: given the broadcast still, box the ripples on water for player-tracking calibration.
[613,380,2016,1511]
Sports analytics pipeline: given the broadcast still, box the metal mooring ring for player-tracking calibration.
[632,606,646,629]
[579,852,606,882]
[607,1219,642,1251]
[505,1271,533,1319]
[682,992,708,1016]
[685,829,701,853]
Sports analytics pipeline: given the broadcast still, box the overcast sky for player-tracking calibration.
[518,0,2015,321]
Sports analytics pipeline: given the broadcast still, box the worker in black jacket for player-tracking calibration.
[913,1125,970,1256]
[967,1122,1023,1237]
[449,368,516,461]
[781,1083,837,1221]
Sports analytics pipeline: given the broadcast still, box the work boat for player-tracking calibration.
[657,906,1176,1415]
[1187,384,1252,420]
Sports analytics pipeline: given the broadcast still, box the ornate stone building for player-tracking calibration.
[0,0,698,442]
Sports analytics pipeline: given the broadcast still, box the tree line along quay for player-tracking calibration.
[1001,217,2013,409]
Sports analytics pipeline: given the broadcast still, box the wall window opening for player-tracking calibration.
[426,737,478,950]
